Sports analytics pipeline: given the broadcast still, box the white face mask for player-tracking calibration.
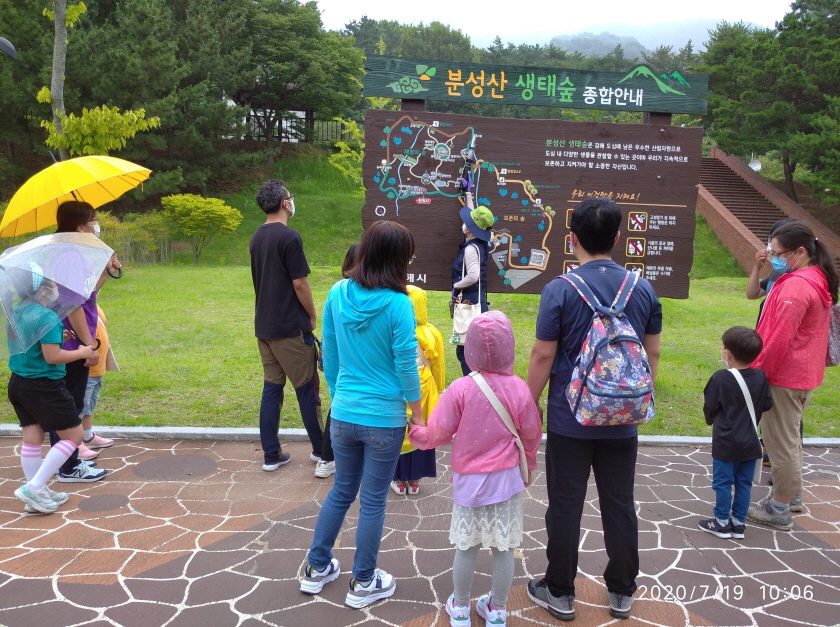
[721,349,730,369]
[462,223,469,235]
[286,198,296,217]
[42,286,59,303]
[93,224,101,237]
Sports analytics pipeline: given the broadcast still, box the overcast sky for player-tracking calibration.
[315,0,795,48]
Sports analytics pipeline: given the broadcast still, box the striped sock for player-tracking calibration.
[30,440,77,490]
[20,443,42,482]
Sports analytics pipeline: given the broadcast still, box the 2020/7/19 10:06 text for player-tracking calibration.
[635,584,815,602]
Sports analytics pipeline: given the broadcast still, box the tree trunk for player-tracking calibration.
[50,0,70,161]
[782,149,799,203]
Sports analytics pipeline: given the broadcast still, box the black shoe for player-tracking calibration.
[527,579,575,621]
[729,519,746,539]
[262,452,291,471]
[608,591,635,619]
[698,517,731,538]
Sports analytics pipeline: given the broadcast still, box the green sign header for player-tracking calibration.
[364,55,708,115]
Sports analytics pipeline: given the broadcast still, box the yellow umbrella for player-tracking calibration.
[0,155,152,237]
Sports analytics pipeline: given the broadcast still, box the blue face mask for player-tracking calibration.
[770,256,789,272]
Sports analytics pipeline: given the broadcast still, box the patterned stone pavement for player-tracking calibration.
[0,438,838,627]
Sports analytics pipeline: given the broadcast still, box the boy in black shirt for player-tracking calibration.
[699,327,774,539]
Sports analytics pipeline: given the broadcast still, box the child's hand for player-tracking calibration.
[83,347,100,367]
[755,249,769,267]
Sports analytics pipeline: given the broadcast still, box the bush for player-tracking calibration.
[161,194,243,264]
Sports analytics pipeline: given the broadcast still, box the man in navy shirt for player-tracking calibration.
[526,198,662,621]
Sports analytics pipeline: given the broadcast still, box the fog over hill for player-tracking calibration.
[549,18,765,56]
[551,18,761,57]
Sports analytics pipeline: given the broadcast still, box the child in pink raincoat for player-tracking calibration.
[408,310,542,627]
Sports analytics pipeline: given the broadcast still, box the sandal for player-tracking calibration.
[390,481,406,496]
[407,482,420,496]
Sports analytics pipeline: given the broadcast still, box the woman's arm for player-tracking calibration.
[746,249,768,300]
[393,298,422,404]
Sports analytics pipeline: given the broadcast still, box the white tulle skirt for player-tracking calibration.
[449,492,523,551]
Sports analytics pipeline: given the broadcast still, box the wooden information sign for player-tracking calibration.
[362,110,703,299]
[364,55,708,115]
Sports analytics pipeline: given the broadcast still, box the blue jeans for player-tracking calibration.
[307,418,404,581]
[712,458,756,523]
[81,376,103,417]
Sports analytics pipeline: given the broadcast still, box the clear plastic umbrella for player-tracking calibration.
[0,232,114,355]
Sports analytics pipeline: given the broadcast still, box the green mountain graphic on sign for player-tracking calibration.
[668,70,691,88]
[619,65,686,95]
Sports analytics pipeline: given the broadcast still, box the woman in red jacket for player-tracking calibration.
[748,222,839,531]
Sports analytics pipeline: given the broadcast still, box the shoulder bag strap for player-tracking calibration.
[728,368,762,483]
[728,368,758,436]
[469,371,529,483]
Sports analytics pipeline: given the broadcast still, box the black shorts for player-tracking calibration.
[8,373,82,432]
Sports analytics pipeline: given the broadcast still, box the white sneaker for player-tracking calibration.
[300,557,341,594]
[345,568,396,608]
[314,460,335,478]
[24,485,69,513]
[310,452,321,463]
[446,593,472,626]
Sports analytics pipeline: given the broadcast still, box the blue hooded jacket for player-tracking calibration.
[322,279,422,427]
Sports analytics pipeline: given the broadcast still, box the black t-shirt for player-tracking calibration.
[703,368,774,462]
[250,222,312,339]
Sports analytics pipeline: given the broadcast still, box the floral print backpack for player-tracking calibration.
[561,271,655,426]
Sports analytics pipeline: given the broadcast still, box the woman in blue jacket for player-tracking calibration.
[300,221,422,609]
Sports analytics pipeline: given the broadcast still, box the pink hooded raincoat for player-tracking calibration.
[408,310,542,475]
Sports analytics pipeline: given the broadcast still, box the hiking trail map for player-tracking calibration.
[362,110,703,299]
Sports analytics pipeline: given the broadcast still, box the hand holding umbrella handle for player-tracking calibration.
[107,267,122,279]
[66,328,101,351]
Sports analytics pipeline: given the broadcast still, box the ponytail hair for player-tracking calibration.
[773,222,839,304]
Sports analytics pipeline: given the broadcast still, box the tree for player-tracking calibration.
[702,4,840,201]
[43,0,88,161]
[244,0,363,151]
[342,16,403,56]
[68,0,253,195]
[162,193,242,263]
[396,22,475,63]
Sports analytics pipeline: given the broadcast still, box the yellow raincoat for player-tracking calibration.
[402,286,445,454]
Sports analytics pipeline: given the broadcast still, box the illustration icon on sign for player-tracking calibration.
[627,238,646,257]
[628,212,648,232]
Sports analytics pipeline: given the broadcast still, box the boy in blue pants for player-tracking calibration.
[699,327,774,539]
[8,270,96,513]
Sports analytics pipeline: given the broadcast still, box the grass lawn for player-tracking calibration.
[1,266,836,437]
[1,150,837,437]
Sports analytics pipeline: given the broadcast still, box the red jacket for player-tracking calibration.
[753,266,832,389]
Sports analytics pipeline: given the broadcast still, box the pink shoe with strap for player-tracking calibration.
[84,434,113,449]
[78,443,100,460]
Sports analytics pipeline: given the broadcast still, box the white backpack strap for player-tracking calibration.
[729,368,762,483]
[728,368,759,436]
[469,372,529,483]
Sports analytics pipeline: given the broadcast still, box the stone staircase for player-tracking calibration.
[699,158,788,244]
[696,148,840,275]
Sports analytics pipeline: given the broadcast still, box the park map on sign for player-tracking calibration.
[362,110,704,298]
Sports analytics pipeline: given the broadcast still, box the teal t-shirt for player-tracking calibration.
[7,302,66,379]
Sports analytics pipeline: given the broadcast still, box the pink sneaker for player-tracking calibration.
[85,434,113,449]
[78,443,100,460]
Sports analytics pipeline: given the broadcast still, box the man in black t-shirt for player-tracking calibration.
[250,179,322,471]
[526,198,662,622]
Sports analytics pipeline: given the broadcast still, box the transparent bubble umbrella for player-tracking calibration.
[0,232,113,355]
